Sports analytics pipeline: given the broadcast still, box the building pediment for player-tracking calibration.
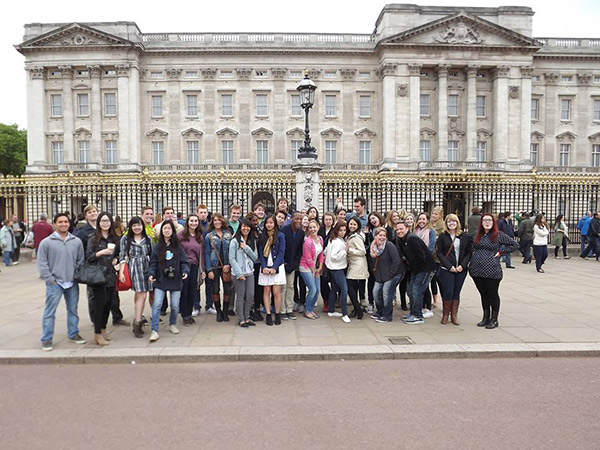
[588,132,600,142]
[556,131,577,141]
[16,23,137,53]
[181,128,204,138]
[216,127,238,137]
[354,128,377,138]
[378,13,540,49]
[420,127,437,139]
[477,128,493,139]
[320,127,342,137]
[146,128,169,138]
[531,131,545,142]
[73,127,92,138]
[286,127,305,137]
[251,127,274,137]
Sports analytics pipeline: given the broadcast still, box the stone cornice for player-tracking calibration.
[437,64,451,77]
[578,73,593,85]
[167,68,182,79]
[236,68,252,80]
[493,65,510,79]
[87,65,101,78]
[376,63,397,79]
[27,66,46,80]
[467,65,480,78]
[544,72,559,84]
[408,63,422,76]
[340,68,356,80]
[58,65,73,78]
[116,64,130,77]
[520,65,534,78]
[270,68,287,79]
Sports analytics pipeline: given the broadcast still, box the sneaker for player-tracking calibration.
[287,312,297,320]
[68,334,86,344]
[297,304,305,313]
[183,318,191,327]
[113,319,130,326]
[169,325,180,334]
[403,315,424,324]
[41,340,53,351]
[141,315,149,326]
[12,261,19,266]
[192,308,200,317]
[375,317,392,323]
[149,330,159,342]
[564,255,571,259]
[370,313,381,320]
[366,304,375,314]
[281,313,290,320]
[422,309,434,318]
[159,317,164,324]
[341,315,351,324]
[328,312,342,317]
[401,313,412,320]
[160,310,168,316]
[206,307,217,315]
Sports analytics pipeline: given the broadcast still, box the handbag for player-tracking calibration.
[116,261,133,291]
[210,238,232,283]
[74,263,107,287]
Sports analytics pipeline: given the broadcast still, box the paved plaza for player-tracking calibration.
[0,248,599,362]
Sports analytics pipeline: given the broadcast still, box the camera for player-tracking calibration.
[164,267,175,280]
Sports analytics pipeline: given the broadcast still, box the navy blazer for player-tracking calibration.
[280,224,305,274]
[258,231,286,272]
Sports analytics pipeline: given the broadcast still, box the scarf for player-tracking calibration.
[263,229,275,258]
[370,239,386,259]
[416,226,430,247]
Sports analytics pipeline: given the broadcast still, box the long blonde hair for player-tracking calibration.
[443,213,463,236]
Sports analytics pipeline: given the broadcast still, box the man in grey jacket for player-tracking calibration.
[517,212,534,264]
[37,213,86,351]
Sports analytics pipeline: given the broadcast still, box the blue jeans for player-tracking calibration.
[41,282,80,342]
[437,269,468,301]
[300,271,320,314]
[328,269,348,316]
[373,274,402,321]
[4,250,11,266]
[582,236,598,258]
[504,252,512,267]
[408,271,434,319]
[580,234,589,255]
[152,288,181,331]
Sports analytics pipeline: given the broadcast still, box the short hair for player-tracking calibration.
[373,226,387,237]
[229,204,242,213]
[277,197,289,206]
[141,206,153,214]
[40,213,48,221]
[196,204,208,212]
[53,212,70,223]
[83,204,98,215]
[354,197,366,207]
[162,206,174,215]
[253,202,265,211]
[276,210,287,219]
[471,207,481,215]
[177,212,183,218]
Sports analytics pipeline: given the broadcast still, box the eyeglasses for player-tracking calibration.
[482,218,493,222]
[99,219,111,224]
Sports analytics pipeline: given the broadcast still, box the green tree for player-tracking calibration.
[0,124,27,177]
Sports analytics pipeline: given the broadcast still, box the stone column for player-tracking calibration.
[117,64,130,162]
[166,68,182,163]
[59,66,74,162]
[576,73,593,166]
[437,64,450,161]
[88,65,102,163]
[271,68,287,162]
[26,66,46,168]
[408,63,421,162]
[543,72,559,166]
[466,65,479,161]
[520,66,534,165]
[492,65,510,162]
[380,63,398,166]
[128,64,141,167]
[293,162,323,211]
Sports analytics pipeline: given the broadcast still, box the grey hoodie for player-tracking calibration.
[37,232,84,284]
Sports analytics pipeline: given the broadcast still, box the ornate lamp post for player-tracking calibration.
[296,70,318,160]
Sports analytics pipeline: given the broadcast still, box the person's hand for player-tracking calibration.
[223,265,231,273]
[239,276,246,281]
[240,242,246,249]
[182,273,188,280]
[149,275,156,282]
[201,272,206,279]
[450,266,457,273]
[262,268,270,275]
[101,248,113,256]
[208,271,215,280]
[456,266,463,273]
[119,273,126,283]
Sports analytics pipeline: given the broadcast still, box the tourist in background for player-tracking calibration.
[552,215,571,259]
[577,212,592,258]
[533,214,550,273]
[498,211,516,268]
[0,218,16,267]
[467,207,482,235]
[31,213,54,262]
[581,212,600,261]
[517,212,534,264]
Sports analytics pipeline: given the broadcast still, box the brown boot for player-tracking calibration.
[441,301,451,324]
[450,300,460,326]
[132,321,143,338]
[94,333,110,346]
[101,328,112,341]
[222,295,230,322]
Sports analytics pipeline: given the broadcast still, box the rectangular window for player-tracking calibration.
[291,95,301,116]
[325,95,337,117]
[78,140,90,163]
[186,95,198,116]
[256,140,268,164]
[77,93,89,116]
[151,95,163,118]
[447,140,459,161]
[220,71,233,79]
[152,141,164,165]
[222,140,234,164]
[420,94,430,116]
[359,141,371,164]
[256,94,268,117]
[290,71,303,78]
[359,95,371,117]
[104,93,117,116]
[325,141,337,164]
[419,140,431,161]
[105,140,118,163]
[358,71,371,79]
[594,100,600,121]
[187,141,199,164]
[530,143,539,166]
[291,140,302,164]
[531,98,539,120]
[561,76,573,82]
[476,96,486,117]
[222,94,233,116]
[184,71,198,78]
[559,143,570,166]
[52,141,64,164]
[324,71,337,79]
[593,145,600,167]
[448,94,459,116]
[51,94,62,117]
[150,71,163,79]
[476,141,487,162]
[561,99,571,121]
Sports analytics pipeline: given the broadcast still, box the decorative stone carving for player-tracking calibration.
[87,65,101,78]
[437,64,451,77]
[408,64,422,76]
[307,69,321,79]
[286,127,305,138]
[467,65,480,78]
[320,127,342,137]
[477,128,493,140]
[167,68,182,79]
[376,63,397,79]
[102,132,119,140]
[236,68,252,80]
[60,33,99,46]
[146,128,169,138]
[509,86,520,99]
[216,127,239,137]
[354,128,376,138]
[181,128,204,138]
[520,66,534,78]
[116,64,130,77]
[578,73,593,85]
[544,73,559,85]
[27,66,45,80]
[493,66,510,78]
[340,69,356,80]
[270,68,287,79]
[396,83,408,97]
[588,132,600,143]
[251,127,274,137]
[435,21,485,44]
[531,131,545,142]
[420,127,437,139]
[73,127,92,139]
[201,68,218,79]
[58,65,73,78]
[556,131,577,142]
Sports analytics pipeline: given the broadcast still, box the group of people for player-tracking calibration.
[33,197,589,351]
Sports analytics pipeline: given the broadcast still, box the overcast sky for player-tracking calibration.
[2,0,598,129]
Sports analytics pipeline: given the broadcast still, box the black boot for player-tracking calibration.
[349,309,357,318]
[486,311,499,329]
[222,300,230,322]
[214,296,223,323]
[265,313,273,326]
[477,309,491,327]
[274,313,281,325]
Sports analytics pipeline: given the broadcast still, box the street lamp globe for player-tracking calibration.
[295,70,318,160]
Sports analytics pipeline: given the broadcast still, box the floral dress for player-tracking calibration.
[119,235,152,292]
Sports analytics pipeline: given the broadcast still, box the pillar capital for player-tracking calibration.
[408,63,422,77]
[437,64,451,77]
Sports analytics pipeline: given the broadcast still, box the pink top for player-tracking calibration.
[300,235,324,271]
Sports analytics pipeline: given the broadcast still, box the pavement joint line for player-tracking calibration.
[2,343,600,365]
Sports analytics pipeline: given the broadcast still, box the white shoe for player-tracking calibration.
[12,261,19,266]
[149,330,159,342]
[366,305,374,314]
[341,315,351,323]
[422,309,434,318]
[191,308,200,317]
[206,307,217,315]
[169,325,180,334]
[328,312,342,317]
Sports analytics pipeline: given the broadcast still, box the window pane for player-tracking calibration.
[222,94,233,116]
[52,142,64,164]
[447,140,459,161]
[559,143,570,166]
[561,99,571,120]
[594,100,600,121]
[256,94,268,116]
[78,94,89,116]
[186,95,198,116]
[105,93,117,116]
[152,96,163,117]
[531,98,539,120]
[51,95,62,117]
[419,140,430,161]
[593,145,600,167]
[291,95,301,116]
[78,140,90,163]
[105,140,117,163]
[222,140,234,164]
[359,141,371,164]
[530,143,538,166]
[448,95,459,116]
[359,95,371,117]
[325,141,337,164]
[476,96,486,117]
[325,95,336,117]
[420,94,430,116]
[291,140,302,163]
[257,140,268,164]
[476,141,486,162]
[187,141,199,164]
[152,141,164,165]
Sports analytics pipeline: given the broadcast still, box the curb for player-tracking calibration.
[1,342,600,364]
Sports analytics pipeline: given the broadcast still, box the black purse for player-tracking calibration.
[75,263,107,287]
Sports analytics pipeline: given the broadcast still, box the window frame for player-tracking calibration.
[359,95,371,118]
[256,140,269,164]
[359,141,371,164]
[419,94,431,117]
[151,95,163,118]
[325,95,337,118]
[104,93,117,117]
[187,140,199,164]
[51,94,63,117]
[448,94,459,117]
[222,140,234,165]
[447,140,459,161]
[152,141,164,165]
[105,140,118,164]
[186,94,198,117]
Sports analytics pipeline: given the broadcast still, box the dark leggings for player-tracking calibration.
[347,279,362,312]
[180,264,199,318]
[367,272,376,305]
[399,271,410,307]
[253,264,263,311]
[321,275,331,308]
[554,236,568,257]
[293,270,306,305]
[472,276,502,314]
[210,268,232,296]
[91,285,112,334]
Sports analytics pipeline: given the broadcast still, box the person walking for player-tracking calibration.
[119,216,152,338]
[0,218,17,267]
[498,211,516,268]
[258,215,286,326]
[299,219,324,320]
[369,226,403,323]
[581,212,600,261]
[37,213,86,351]
[577,212,593,258]
[229,218,259,327]
[552,215,571,259]
[205,213,233,323]
[10,214,25,264]
[178,214,206,327]
[345,217,368,319]
[467,207,482,235]
[148,220,190,342]
[469,213,518,329]
[517,212,534,264]
[533,214,550,273]
[436,214,472,325]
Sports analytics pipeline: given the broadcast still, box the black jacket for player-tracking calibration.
[395,232,437,274]
[435,232,472,271]
[76,223,96,253]
[588,217,600,238]
[86,235,119,287]
[149,242,190,291]
[368,242,403,283]
[280,224,305,274]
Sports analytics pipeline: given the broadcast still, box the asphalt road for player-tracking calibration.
[1,358,599,450]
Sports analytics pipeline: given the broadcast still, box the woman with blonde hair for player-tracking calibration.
[385,210,401,241]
